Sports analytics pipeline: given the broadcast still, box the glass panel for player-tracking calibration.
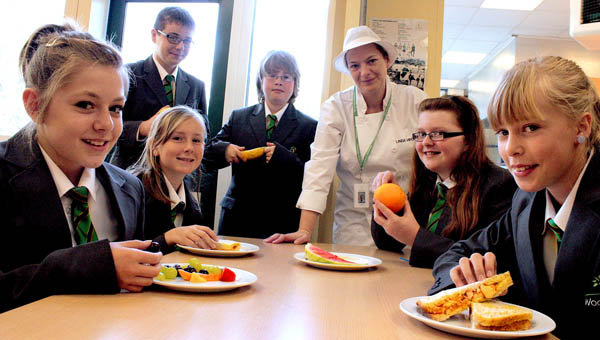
[120,2,219,107]
[0,0,66,136]
[247,0,330,119]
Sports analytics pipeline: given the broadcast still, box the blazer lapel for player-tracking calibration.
[97,165,138,241]
[272,104,298,143]
[249,104,267,144]
[516,191,548,306]
[554,152,600,289]
[143,57,168,107]
[175,70,191,106]
[5,137,72,249]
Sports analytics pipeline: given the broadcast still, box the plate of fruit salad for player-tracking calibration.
[294,243,382,271]
[153,258,257,292]
[177,240,260,257]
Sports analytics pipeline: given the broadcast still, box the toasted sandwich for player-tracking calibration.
[215,241,241,251]
[416,271,513,321]
[470,300,532,331]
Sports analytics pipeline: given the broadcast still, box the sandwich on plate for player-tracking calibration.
[416,271,513,321]
[470,300,532,331]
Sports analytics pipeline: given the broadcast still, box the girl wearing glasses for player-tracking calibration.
[371,96,517,268]
[266,26,427,246]
[430,57,600,338]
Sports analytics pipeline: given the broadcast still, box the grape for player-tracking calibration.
[164,267,177,279]
[189,257,202,271]
[155,272,166,281]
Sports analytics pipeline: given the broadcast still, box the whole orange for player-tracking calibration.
[373,183,407,213]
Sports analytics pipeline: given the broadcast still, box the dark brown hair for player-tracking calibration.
[410,95,492,239]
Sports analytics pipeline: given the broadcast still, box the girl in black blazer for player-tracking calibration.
[1,24,161,313]
[129,106,218,253]
[432,56,600,337]
[371,96,516,268]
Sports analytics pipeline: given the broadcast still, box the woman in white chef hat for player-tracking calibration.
[266,26,427,245]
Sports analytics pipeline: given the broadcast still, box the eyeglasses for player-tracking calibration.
[265,73,294,83]
[156,30,193,46]
[412,131,465,142]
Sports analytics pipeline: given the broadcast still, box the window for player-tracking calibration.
[0,0,66,136]
[246,0,330,119]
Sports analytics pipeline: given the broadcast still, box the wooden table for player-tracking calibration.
[0,238,557,339]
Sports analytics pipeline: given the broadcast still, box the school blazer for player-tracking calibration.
[430,151,600,338]
[111,55,208,169]
[371,163,516,268]
[203,103,317,238]
[141,176,207,254]
[0,130,145,313]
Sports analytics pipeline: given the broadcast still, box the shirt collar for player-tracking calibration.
[354,77,392,116]
[543,149,594,234]
[39,143,96,200]
[163,174,186,210]
[436,176,457,190]
[264,102,288,122]
[152,54,179,82]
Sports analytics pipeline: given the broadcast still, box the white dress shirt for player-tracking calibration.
[164,175,187,227]
[39,145,118,246]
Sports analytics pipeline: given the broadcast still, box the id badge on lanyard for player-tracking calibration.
[352,86,392,209]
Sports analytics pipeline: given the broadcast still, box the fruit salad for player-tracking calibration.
[155,258,237,283]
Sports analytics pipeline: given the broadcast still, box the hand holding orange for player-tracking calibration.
[373,183,406,213]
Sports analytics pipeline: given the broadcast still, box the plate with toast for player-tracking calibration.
[177,240,259,257]
[400,272,555,339]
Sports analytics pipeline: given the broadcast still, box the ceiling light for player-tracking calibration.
[441,79,459,88]
[480,0,543,11]
[442,51,487,65]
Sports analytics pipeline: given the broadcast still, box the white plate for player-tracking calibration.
[293,252,382,271]
[399,296,556,339]
[177,242,259,257]
[153,263,257,292]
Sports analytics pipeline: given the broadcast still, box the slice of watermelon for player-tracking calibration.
[305,243,358,265]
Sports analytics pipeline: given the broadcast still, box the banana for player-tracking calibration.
[240,147,265,161]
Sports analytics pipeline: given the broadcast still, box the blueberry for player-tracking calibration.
[199,269,209,274]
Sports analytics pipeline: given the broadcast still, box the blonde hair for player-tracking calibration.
[22,26,128,145]
[129,106,206,204]
[488,56,600,149]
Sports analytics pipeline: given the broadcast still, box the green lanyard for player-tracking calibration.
[352,86,393,174]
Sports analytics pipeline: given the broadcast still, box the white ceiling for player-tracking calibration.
[442,0,571,87]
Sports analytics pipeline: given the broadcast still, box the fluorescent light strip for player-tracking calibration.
[442,51,487,65]
[480,0,543,11]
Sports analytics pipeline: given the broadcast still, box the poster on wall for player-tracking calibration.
[370,18,428,91]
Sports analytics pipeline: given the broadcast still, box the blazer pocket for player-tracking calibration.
[221,196,236,209]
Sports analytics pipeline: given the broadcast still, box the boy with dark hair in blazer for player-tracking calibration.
[111,6,208,169]
[204,50,317,238]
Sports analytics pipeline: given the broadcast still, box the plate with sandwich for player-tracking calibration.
[177,240,259,257]
[399,272,555,339]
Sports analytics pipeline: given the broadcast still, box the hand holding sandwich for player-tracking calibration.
[450,252,498,287]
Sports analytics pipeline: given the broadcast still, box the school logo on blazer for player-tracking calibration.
[584,274,600,307]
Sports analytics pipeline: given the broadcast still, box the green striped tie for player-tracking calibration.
[164,74,175,107]
[266,114,277,140]
[171,202,185,224]
[426,183,447,233]
[68,186,98,244]
[546,218,564,252]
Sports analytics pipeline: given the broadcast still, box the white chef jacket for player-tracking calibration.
[297,78,427,245]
